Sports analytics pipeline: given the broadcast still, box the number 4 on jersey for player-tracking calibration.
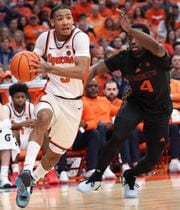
[140,80,153,92]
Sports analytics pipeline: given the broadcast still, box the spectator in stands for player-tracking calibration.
[8,18,19,40]
[99,0,113,17]
[133,7,148,26]
[104,80,140,173]
[0,0,10,26]
[0,71,13,84]
[13,30,26,53]
[145,0,166,33]
[86,4,105,35]
[16,0,33,19]
[71,0,92,23]
[17,15,28,31]
[84,79,119,178]
[157,13,177,40]
[169,78,180,172]
[76,13,97,45]
[3,2,22,26]
[0,37,14,69]
[111,70,130,100]
[96,17,119,42]
[173,41,180,55]
[57,98,102,182]
[0,26,16,49]
[170,54,180,80]
[109,36,127,53]
[23,14,46,44]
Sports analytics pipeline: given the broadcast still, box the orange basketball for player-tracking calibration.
[9,51,40,82]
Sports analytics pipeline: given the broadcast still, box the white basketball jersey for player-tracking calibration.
[34,28,90,98]
[3,102,35,138]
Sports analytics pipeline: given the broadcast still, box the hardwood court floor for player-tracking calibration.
[0,175,180,210]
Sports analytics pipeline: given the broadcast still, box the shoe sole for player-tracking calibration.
[15,172,31,208]
[77,182,101,194]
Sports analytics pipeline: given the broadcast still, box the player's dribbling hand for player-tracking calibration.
[30,58,53,75]
[116,8,131,33]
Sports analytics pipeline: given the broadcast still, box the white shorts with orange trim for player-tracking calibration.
[34,94,83,154]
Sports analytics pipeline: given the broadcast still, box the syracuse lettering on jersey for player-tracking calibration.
[48,54,74,65]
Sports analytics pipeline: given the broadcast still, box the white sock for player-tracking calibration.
[33,163,50,182]
[0,166,9,178]
[11,163,20,173]
[23,141,41,173]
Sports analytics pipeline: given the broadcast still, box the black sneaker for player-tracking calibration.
[15,170,35,208]
[122,169,139,198]
[77,170,102,193]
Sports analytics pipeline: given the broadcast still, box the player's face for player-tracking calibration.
[51,9,74,41]
[12,92,26,108]
[128,28,146,57]
[104,83,119,102]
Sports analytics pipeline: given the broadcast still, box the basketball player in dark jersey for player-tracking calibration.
[77,9,172,198]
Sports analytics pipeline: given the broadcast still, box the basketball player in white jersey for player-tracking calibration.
[0,103,19,188]
[3,83,36,186]
[15,5,90,208]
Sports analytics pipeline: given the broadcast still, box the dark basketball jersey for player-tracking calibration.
[104,50,172,114]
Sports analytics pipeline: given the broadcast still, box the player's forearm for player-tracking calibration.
[128,27,166,57]
[50,66,86,80]
[87,60,107,83]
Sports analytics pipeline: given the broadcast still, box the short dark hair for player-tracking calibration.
[50,4,71,19]
[9,82,28,97]
[131,23,150,35]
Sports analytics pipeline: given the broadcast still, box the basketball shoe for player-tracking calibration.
[122,169,139,198]
[77,170,102,193]
[15,170,35,208]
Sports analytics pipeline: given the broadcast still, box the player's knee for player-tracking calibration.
[37,110,52,128]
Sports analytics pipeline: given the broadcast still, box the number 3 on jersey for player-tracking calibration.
[140,80,153,92]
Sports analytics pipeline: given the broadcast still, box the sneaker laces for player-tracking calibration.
[86,170,102,184]
[122,176,139,190]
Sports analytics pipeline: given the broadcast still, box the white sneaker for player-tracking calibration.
[103,166,116,179]
[122,171,138,198]
[1,177,12,188]
[169,159,180,173]
[77,180,101,193]
[77,171,102,193]
[122,163,130,174]
[59,171,69,182]
[85,169,95,178]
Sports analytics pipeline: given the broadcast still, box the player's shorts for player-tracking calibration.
[0,128,20,161]
[34,94,83,154]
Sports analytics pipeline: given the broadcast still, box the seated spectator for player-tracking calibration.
[168,77,180,172]
[157,12,178,41]
[0,71,13,84]
[103,80,140,173]
[111,70,130,99]
[170,54,180,80]
[23,14,46,44]
[0,37,14,69]
[84,79,119,178]
[57,98,102,182]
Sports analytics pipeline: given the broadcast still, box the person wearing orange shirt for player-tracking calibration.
[56,98,102,181]
[23,14,46,44]
[84,79,119,178]
[168,78,180,172]
[104,80,141,173]
[145,0,166,33]
[86,4,105,35]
